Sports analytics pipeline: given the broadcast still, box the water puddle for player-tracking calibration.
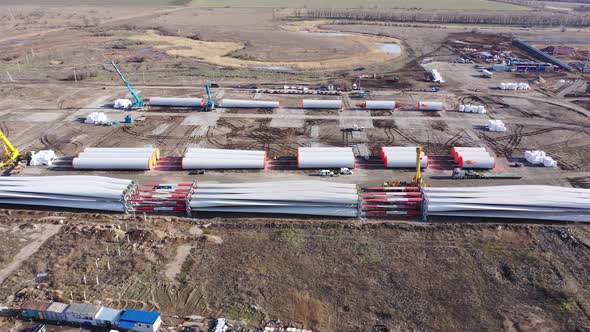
[380,43,401,54]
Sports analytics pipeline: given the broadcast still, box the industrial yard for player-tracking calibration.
[1,1,590,331]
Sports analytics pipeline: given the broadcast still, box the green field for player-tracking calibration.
[191,0,530,10]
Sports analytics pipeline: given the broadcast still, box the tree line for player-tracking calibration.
[291,8,590,27]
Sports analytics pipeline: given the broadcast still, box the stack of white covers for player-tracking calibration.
[425,185,590,222]
[452,147,495,169]
[459,104,486,114]
[487,120,507,132]
[297,147,355,169]
[182,148,266,169]
[381,147,428,168]
[72,147,159,170]
[525,150,557,167]
[29,150,57,166]
[0,176,134,212]
[498,82,530,90]
[431,69,444,83]
[84,112,107,124]
[190,181,359,217]
[113,99,132,109]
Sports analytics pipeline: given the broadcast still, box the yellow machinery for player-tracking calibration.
[0,130,20,167]
[412,146,426,187]
[383,146,426,187]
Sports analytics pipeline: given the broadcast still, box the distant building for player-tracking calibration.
[96,307,123,329]
[491,64,512,72]
[44,302,69,322]
[64,303,103,327]
[117,309,162,332]
[542,46,575,56]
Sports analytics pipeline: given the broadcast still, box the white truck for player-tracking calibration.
[340,168,353,175]
[318,170,335,177]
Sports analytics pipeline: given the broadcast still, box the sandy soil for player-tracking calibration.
[164,244,193,280]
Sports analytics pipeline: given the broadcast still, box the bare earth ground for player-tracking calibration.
[0,1,589,331]
[0,218,589,331]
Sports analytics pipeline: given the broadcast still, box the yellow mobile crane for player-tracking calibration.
[0,130,20,167]
[383,146,426,187]
[412,146,426,187]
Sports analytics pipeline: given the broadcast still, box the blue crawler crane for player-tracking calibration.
[204,83,215,111]
[111,61,145,108]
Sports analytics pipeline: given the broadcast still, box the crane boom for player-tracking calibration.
[111,61,144,107]
[205,84,214,110]
[412,146,425,187]
[0,130,20,167]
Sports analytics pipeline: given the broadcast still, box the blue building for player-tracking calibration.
[117,309,162,332]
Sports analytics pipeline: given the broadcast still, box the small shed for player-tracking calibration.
[117,309,162,332]
[21,300,51,320]
[44,302,69,322]
[96,306,123,328]
[64,303,103,326]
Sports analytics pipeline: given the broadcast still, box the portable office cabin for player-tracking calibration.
[21,300,51,320]
[44,302,69,322]
[96,307,123,328]
[64,303,103,326]
[117,309,162,332]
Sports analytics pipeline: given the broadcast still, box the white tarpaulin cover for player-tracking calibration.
[84,112,107,124]
[29,150,57,166]
[113,99,132,109]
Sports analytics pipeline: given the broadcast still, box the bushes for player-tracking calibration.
[294,8,590,27]
[63,70,97,81]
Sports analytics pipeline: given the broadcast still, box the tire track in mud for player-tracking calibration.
[477,126,584,170]
[40,134,66,156]
[247,121,299,155]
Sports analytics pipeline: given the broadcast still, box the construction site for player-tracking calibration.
[1,1,590,332]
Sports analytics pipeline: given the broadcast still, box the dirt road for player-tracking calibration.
[0,224,62,285]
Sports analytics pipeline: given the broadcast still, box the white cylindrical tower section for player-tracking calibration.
[364,101,396,110]
[458,156,495,169]
[221,99,280,108]
[182,158,265,169]
[72,157,153,170]
[149,97,203,107]
[417,101,443,111]
[302,99,343,109]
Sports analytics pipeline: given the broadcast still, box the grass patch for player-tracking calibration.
[278,228,306,250]
[191,0,529,10]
